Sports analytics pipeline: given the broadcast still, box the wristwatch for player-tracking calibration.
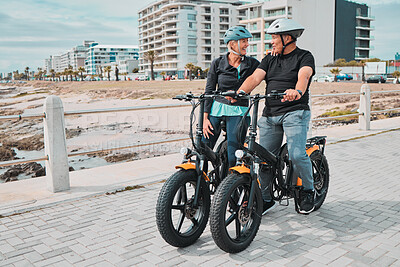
[296,89,303,96]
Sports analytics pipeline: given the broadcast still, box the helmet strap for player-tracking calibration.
[229,40,244,61]
[280,35,296,56]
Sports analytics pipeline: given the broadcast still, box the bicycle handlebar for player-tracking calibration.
[173,90,286,101]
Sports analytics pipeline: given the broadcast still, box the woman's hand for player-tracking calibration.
[282,89,301,102]
[203,117,214,139]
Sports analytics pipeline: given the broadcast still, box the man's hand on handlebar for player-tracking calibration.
[282,89,301,102]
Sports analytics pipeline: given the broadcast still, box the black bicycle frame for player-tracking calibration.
[180,94,222,207]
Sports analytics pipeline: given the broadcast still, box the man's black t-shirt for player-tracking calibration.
[257,47,315,117]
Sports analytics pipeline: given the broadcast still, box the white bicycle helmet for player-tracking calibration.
[267,18,304,39]
[267,19,304,55]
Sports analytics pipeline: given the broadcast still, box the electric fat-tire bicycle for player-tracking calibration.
[210,91,329,253]
[156,92,230,247]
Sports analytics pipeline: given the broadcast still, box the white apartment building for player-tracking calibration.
[138,0,246,79]
[50,55,62,73]
[85,43,139,75]
[45,41,94,73]
[238,0,374,67]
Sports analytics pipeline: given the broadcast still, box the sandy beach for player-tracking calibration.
[1,80,399,182]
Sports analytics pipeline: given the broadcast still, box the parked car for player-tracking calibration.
[135,75,148,81]
[313,75,335,83]
[367,75,386,83]
[336,73,353,80]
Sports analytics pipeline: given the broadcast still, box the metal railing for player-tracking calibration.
[1,86,400,190]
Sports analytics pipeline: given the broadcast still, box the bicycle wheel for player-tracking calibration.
[156,170,210,247]
[310,150,329,210]
[210,173,263,253]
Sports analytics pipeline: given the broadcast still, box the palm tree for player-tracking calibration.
[143,50,159,80]
[330,67,341,82]
[25,67,30,80]
[67,65,73,81]
[78,67,85,81]
[37,67,42,80]
[393,71,400,84]
[185,63,196,81]
[104,66,112,81]
[43,70,47,80]
[50,69,55,81]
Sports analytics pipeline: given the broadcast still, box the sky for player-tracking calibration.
[0,0,399,73]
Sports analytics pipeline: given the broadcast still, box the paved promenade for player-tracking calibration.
[1,117,400,266]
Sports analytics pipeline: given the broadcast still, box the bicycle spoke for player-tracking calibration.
[191,218,198,226]
[171,204,185,210]
[229,196,239,210]
[225,213,236,227]
[176,212,185,233]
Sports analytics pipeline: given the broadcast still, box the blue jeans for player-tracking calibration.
[258,110,313,202]
[203,115,250,167]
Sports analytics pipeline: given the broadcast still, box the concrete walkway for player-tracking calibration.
[1,117,400,266]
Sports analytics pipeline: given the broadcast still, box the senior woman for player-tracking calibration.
[203,26,259,167]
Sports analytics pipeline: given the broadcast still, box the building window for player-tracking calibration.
[182,6,194,10]
[205,39,211,45]
[204,7,211,13]
[188,14,196,21]
[265,8,285,17]
[220,8,229,15]
[220,17,229,23]
[250,7,261,19]
[204,24,211,29]
[188,22,196,29]
[239,10,246,17]
[220,25,229,31]
[188,38,196,45]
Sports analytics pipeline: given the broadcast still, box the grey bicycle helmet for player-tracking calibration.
[267,18,304,39]
[223,26,252,44]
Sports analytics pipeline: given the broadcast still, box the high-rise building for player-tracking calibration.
[336,0,374,61]
[85,43,139,75]
[45,41,95,73]
[138,0,246,78]
[238,0,374,66]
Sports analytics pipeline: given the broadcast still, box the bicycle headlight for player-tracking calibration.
[180,147,191,155]
[235,150,245,159]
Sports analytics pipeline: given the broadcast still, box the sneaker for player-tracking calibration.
[262,200,277,215]
[298,189,315,214]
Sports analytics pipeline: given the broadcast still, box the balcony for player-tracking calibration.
[356,34,374,40]
[356,13,375,21]
[356,24,375,31]
[355,45,374,51]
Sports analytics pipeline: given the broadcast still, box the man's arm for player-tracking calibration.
[282,66,313,102]
[237,68,266,94]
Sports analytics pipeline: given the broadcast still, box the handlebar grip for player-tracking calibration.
[220,91,236,98]
[172,95,186,100]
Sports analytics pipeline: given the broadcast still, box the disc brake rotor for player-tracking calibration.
[185,198,201,220]
[238,201,250,225]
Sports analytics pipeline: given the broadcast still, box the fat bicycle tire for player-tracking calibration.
[310,150,329,210]
[156,170,210,247]
[210,173,263,253]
